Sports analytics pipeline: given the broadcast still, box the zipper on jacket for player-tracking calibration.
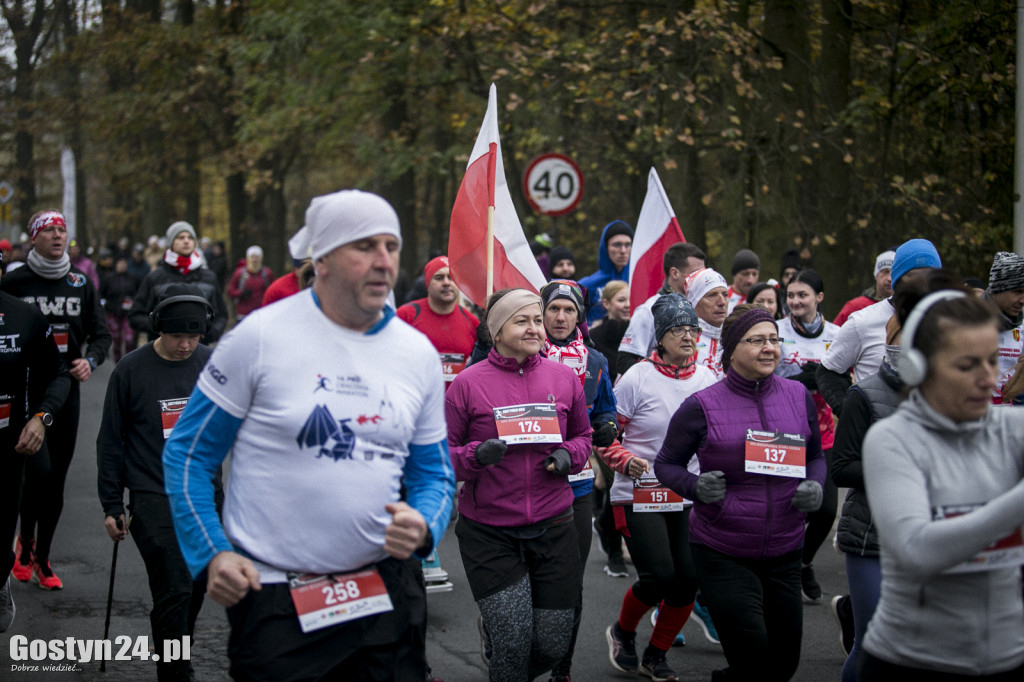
[756,378,772,558]
[521,364,532,522]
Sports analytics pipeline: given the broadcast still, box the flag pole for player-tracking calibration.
[486,205,495,299]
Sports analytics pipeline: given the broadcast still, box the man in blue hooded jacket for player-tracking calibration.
[579,221,633,325]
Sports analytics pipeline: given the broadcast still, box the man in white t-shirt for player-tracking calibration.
[616,242,706,376]
[817,238,941,414]
[163,190,455,680]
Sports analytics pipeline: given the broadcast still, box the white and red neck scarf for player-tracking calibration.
[543,328,589,384]
[164,248,202,276]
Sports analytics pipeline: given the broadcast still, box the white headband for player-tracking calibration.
[288,190,402,262]
[684,268,728,309]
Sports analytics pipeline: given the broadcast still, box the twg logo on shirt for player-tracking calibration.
[21,296,82,317]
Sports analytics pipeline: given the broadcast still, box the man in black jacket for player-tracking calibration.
[129,221,228,343]
[3,210,109,591]
[0,249,71,631]
[98,284,220,681]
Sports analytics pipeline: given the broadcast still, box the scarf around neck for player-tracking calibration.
[164,249,203,276]
[27,249,72,280]
[543,327,589,383]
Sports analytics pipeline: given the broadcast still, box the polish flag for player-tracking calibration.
[628,168,686,311]
[448,84,546,309]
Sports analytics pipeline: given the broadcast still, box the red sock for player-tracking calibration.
[618,586,653,633]
[650,601,694,651]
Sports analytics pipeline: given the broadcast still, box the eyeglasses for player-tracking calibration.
[741,336,781,348]
[666,325,700,338]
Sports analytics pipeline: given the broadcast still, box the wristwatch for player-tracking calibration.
[34,412,53,428]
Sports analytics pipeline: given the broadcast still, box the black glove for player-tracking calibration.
[240,288,253,300]
[592,421,618,448]
[543,448,572,476]
[474,439,507,466]
[791,361,820,390]
[696,471,727,503]
[792,480,823,512]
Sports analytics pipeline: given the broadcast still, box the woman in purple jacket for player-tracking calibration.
[446,288,592,682]
[655,304,826,682]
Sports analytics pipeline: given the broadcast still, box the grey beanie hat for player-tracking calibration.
[653,293,699,342]
[166,221,197,244]
[988,251,1024,294]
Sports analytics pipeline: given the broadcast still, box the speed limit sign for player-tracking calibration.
[523,153,584,216]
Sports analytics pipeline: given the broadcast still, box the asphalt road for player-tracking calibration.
[2,358,848,681]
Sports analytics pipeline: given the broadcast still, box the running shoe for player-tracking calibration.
[603,553,629,578]
[649,606,686,647]
[477,614,491,668]
[691,597,720,645]
[11,538,33,583]
[830,594,855,656]
[801,564,822,603]
[0,576,14,632]
[605,622,639,673]
[33,558,63,591]
[639,652,679,681]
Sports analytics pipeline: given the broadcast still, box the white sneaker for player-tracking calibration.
[0,576,15,632]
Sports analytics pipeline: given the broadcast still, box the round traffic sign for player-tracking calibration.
[523,154,584,216]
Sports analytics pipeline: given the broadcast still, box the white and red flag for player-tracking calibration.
[628,167,686,311]
[448,84,546,309]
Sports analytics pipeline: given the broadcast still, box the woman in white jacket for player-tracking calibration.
[862,288,1024,681]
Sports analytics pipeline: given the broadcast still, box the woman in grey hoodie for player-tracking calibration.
[861,290,1024,681]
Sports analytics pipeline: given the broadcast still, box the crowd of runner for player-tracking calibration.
[3,201,1024,682]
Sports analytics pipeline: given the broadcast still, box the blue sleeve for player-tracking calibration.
[590,358,617,425]
[404,439,456,557]
[163,387,243,579]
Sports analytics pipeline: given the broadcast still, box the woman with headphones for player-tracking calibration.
[859,286,1024,681]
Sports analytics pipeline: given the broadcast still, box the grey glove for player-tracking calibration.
[543,448,572,476]
[696,471,726,503]
[792,480,823,512]
[474,439,508,466]
[592,421,618,448]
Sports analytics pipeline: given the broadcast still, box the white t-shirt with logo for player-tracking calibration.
[775,316,840,378]
[618,293,660,360]
[995,325,1024,399]
[610,360,717,505]
[821,298,894,382]
[196,291,447,576]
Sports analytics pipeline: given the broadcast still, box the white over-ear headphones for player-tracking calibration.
[898,290,967,387]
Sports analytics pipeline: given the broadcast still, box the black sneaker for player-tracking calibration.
[605,623,638,673]
[801,564,822,603]
[830,594,855,656]
[603,553,629,578]
[640,652,678,681]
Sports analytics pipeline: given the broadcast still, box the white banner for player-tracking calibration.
[61,147,76,242]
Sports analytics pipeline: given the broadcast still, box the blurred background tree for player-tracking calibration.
[0,0,1013,313]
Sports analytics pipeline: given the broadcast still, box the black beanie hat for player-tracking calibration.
[155,284,210,335]
[548,245,575,267]
[780,248,801,273]
[603,221,634,245]
[731,248,761,275]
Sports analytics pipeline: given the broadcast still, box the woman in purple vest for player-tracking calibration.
[655,304,826,682]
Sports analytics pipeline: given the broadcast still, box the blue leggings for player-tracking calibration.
[842,553,882,682]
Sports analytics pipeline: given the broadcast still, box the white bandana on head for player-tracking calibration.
[684,268,728,310]
[288,190,402,262]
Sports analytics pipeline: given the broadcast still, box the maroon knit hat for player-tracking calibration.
[721,307,777,370]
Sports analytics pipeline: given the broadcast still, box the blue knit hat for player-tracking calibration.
[891,239,941,288]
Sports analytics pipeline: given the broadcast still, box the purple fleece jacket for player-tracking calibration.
[446,347,592,527]
[656,371,825,559]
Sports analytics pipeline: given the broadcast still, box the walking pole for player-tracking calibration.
[100,517,125,673]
